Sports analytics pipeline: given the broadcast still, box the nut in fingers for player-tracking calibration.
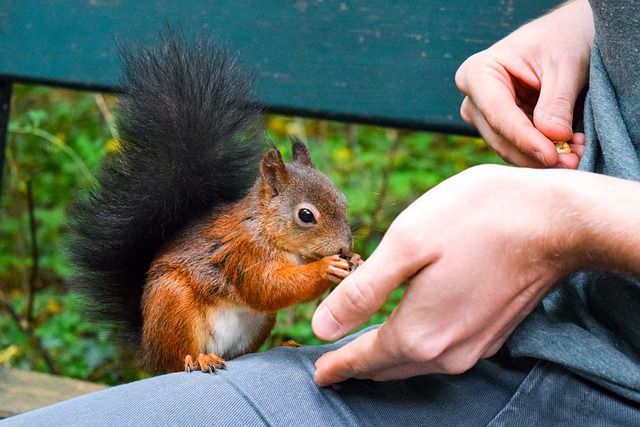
[346,253,364,272]
[554,141,572,154]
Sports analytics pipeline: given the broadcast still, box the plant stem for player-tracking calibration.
[24,179,38,326]
[0,291,59,374]
[9,127,94,182]
[362,130,403,250]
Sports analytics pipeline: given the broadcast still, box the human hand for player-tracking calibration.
[312,165,582,386]
[455,0,594,169]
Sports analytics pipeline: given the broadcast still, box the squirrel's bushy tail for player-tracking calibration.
[68,32,263,344]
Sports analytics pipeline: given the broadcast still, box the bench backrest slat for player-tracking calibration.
[0,1,559,133]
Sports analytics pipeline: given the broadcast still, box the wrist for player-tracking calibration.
[497,0,594,58]
[563,172,640,277]
[531,0,594,47]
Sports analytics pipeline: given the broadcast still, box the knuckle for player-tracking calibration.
[454,65,468,92]
[437,356,477,375]
[430,345,479,374]
[343,355,369,378]
[454,53,482,92]
[378,324,443,364]
[342,275,377,316]
[391,334,478,375]
[402,339,444,364]
[386,220,419,254]
[535,97,573,122]
[483,106,509,133]
[459,97,473,124]
[547,96,573,111]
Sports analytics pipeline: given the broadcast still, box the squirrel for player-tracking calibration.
[68,32,362,373]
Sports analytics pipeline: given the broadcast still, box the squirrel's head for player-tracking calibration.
[257,138,353,261]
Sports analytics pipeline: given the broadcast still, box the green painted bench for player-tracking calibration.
[0,1,559,190]
[0,0,560,415]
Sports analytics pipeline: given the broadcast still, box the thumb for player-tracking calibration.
[533,62,586,143]
[312,229,428,341]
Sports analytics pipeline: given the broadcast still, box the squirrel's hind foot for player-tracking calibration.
[184,353,227,373]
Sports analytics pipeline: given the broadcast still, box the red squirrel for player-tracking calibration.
[69,32,361,373]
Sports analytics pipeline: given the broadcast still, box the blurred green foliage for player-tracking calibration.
[0,84,502,385]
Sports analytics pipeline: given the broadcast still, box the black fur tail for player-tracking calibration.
[68,32,263,344]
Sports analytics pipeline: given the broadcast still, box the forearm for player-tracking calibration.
[570,172,640,277]
[554,0,595,49]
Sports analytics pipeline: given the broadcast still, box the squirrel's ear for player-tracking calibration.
[260,147,287,197]
[291,137,315,168]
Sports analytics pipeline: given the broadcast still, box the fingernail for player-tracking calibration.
[314,355,335,388]
[315,378,331,388]
[532,150,548,167]
[313,306,340,340]
[314,371,330,388]
[547,115,572,130]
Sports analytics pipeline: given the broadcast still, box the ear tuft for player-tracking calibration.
[291,137,315,168]
[260,148,286,197]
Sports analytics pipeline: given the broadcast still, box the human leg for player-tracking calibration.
[8,328,636,426]
[0,328,533,427]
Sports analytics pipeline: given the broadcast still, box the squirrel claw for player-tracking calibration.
[184,353,226,373]
[325,255,352,284]
[347,253,364,271]
[184,355,195,372]
[327,264,349,279]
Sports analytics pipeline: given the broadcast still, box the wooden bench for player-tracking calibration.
[0,367,108,419]
[0,0,560,416]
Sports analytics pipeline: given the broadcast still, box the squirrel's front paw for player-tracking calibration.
[323,255,352,284]
[184,353,226,373]
[346,253,364,272]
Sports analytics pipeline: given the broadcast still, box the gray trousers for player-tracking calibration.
[3,328,639,426]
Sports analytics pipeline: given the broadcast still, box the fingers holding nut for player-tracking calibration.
[326,255,351,283]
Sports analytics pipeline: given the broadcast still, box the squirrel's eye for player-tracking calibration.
[298,208,316,224]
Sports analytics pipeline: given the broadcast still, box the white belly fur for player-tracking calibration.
[206,305,269,359]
